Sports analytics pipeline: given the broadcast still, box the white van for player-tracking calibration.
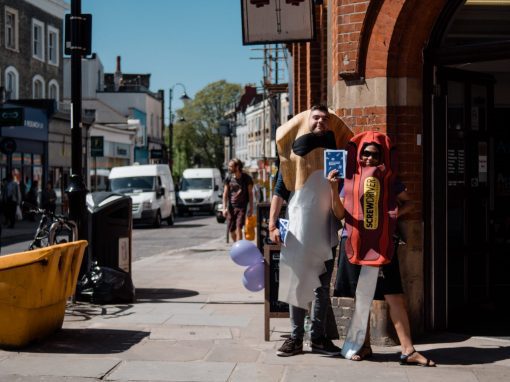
[177,168,222,215]
[109,164,176,227]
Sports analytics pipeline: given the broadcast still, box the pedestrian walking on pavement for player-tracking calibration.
[4,174,21,228]
[269,105,352,357]
[222,158,254,242]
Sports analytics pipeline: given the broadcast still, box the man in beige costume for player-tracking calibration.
[269,105,352,356]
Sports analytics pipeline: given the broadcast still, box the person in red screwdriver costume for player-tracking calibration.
[327,131,436,366]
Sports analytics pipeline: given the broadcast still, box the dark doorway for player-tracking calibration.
[425,1,510,334]
[435,68,510,334]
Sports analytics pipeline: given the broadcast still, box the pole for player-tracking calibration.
[168,87,173,172]
[167,83,189,173]
[94,156,97,191]
[0,88,4,177]
[229,120,233,160]
[67,0,88,262]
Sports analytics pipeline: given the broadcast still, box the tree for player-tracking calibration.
[172,80,242,177]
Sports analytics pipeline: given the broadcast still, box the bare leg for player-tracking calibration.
[385,294,435,366]
[236,227,243,241]
[230,230,238,242]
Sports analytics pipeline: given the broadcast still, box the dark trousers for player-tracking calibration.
[5,201,17,228]
[290,248,338,340]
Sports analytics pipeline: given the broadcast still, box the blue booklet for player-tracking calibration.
[278,218,289,245]
[324,149,347,178]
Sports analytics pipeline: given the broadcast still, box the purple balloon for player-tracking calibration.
[242,261,265,292]
[229,240,263,266]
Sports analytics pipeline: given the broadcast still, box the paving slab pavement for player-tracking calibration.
[0,239,509,381]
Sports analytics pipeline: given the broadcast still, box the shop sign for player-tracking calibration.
[90,136,104,157]
[114,143,130,159]
[150,149,163,159]
[241,0,314,45]
[0,106,48,141]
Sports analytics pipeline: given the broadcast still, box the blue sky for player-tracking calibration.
[75,0,267,119]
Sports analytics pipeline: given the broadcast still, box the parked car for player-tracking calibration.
[109,164,176,227]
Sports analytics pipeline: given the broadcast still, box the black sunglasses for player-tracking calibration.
[361,150,381,160]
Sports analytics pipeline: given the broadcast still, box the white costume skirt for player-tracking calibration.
[278,171,339,309]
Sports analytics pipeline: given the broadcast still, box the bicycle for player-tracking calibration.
[23,202,78,250]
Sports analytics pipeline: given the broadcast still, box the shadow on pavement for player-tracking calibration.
[66,303,136,321]
[419,345,510,366]
[132,223,206,229]
[343,345,510,366]
[135,288,199,302]
[19,328,149,354]
[414,331,472,344]
[169,224,206,229]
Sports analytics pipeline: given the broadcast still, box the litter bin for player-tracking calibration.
[76,191,135,303]
[87,192,133,273]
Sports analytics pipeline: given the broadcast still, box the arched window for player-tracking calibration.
[4,66,19,100]
[48,79,59,101]
[32,75,45,99]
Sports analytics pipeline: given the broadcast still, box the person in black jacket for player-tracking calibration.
[41,181,57,214]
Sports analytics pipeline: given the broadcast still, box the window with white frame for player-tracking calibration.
[5,7,18,51]
[32,19,45,61]
[47,25,59,65]
[32,75,45,99]
[5,66,19,100]
[48,79,59,101]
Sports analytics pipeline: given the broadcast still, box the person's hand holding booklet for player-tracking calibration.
[324,149,347,178]
[278,218,289,246]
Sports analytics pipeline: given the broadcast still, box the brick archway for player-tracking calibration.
[331,0,468,332]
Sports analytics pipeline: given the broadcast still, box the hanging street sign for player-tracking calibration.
[0,107,24,126]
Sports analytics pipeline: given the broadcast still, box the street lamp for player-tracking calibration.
[168,83,191,172]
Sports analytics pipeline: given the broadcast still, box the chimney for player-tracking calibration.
[114,55,123,91]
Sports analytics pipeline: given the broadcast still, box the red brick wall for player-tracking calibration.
[330,0,448,79]
[307,4,327,106]
[331,0,370,80]
[297,44,307,112]
[289,2,329,114]
[290,43,307,114]
[290,44,298,112]
[388,105,423,219]
[335,106,386,134]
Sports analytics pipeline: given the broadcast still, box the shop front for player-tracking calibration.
[0,104,48,196]
[424,0,510,334]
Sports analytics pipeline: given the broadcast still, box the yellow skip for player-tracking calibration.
[0,241,87,348]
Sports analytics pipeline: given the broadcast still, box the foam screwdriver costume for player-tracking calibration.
[340,131,399,359]
[276,109,352,309]
[343,131,398,266]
